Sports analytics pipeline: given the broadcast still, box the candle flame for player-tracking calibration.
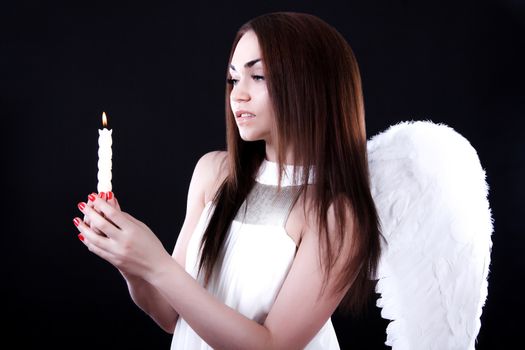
[102,112,108,128]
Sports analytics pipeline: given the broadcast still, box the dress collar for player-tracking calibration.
[255,159,315,187]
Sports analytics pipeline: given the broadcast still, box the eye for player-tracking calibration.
[226,78,238,86]
[226,75,265,86]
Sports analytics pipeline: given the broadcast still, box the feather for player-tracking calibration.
[368,121,493,350]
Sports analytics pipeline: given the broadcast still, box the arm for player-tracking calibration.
[111,197,178,333]
[78,151,226,333]
[119,270,178,333]
[78,188,355,349]
[83,193,177,332]
[123,151,226,332]
[146,202,355,350]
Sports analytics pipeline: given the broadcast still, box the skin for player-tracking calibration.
[74,30,355,349]
[229,30,276,158]
[228,30,296,164]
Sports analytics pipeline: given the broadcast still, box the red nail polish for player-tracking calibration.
[78,202,86,210]
[88,194,96,202]
[99,192,106,199]
[78,234,85,241]
[73,217,81,227]
[107,191,113,200]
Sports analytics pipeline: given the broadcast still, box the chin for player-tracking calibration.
[237,127,269,142]
[238,132,264,142]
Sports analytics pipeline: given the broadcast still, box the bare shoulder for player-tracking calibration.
[286,185,317,246]
[313,195,355,241]
[172,151,228,261]
[192,150,229,204]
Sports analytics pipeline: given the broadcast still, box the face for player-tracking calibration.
[229,30,275,143]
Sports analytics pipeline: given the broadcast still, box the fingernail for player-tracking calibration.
[107,191,113,200]
[78,202,86,210]
[78,234,85,241]
[99,192,106,199]
[88,193,96,202]
[73,217,81,227]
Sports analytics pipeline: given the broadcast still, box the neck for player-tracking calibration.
[265,141,294,165]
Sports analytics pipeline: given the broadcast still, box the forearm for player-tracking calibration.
[121,270,179,333]
[147,259,274,350]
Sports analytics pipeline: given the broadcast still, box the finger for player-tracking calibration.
[73,216,112,251]
[114,196,121,210]
[81,236,117,264]
[98,191,107,201]
[106,191,121,211]
[78,202,121,238]
[89,193,121,231]
[75,220,117,263]
[90,195,131,230]
[85,193,104,235]
[83,214,104,236]
[87,193,98,207]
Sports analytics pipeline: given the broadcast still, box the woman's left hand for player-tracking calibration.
[74,193,172,281]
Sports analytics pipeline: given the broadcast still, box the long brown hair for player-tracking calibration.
[198,12,382,314]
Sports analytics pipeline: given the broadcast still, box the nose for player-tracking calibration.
[230,77,250,102]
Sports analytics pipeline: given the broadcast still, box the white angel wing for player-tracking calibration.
[367,120,493,350]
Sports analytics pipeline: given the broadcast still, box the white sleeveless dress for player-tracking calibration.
[170,159,340,349]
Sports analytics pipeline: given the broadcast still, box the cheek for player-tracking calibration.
[229,95,235,111]
[266,112,277,131]
[258,90,273,115]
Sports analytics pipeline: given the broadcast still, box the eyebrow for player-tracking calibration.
[229,58,262,71]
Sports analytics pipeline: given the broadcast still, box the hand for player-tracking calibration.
[82,192,119,235]
[81,192,135,279]
[74,193,172,281]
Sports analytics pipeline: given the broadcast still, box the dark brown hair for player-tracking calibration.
[198,12,382,314]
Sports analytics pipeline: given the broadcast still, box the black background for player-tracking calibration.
[2,1,523,349]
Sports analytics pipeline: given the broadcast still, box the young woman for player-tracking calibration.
[73,12,382,349]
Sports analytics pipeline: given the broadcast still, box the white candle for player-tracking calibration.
[97,111,112,193]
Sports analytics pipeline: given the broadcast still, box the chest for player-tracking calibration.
[234,182,305,246]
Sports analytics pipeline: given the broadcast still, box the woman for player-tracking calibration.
[73,12,382,349]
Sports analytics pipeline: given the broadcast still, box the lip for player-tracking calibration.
[234,109,257,118]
